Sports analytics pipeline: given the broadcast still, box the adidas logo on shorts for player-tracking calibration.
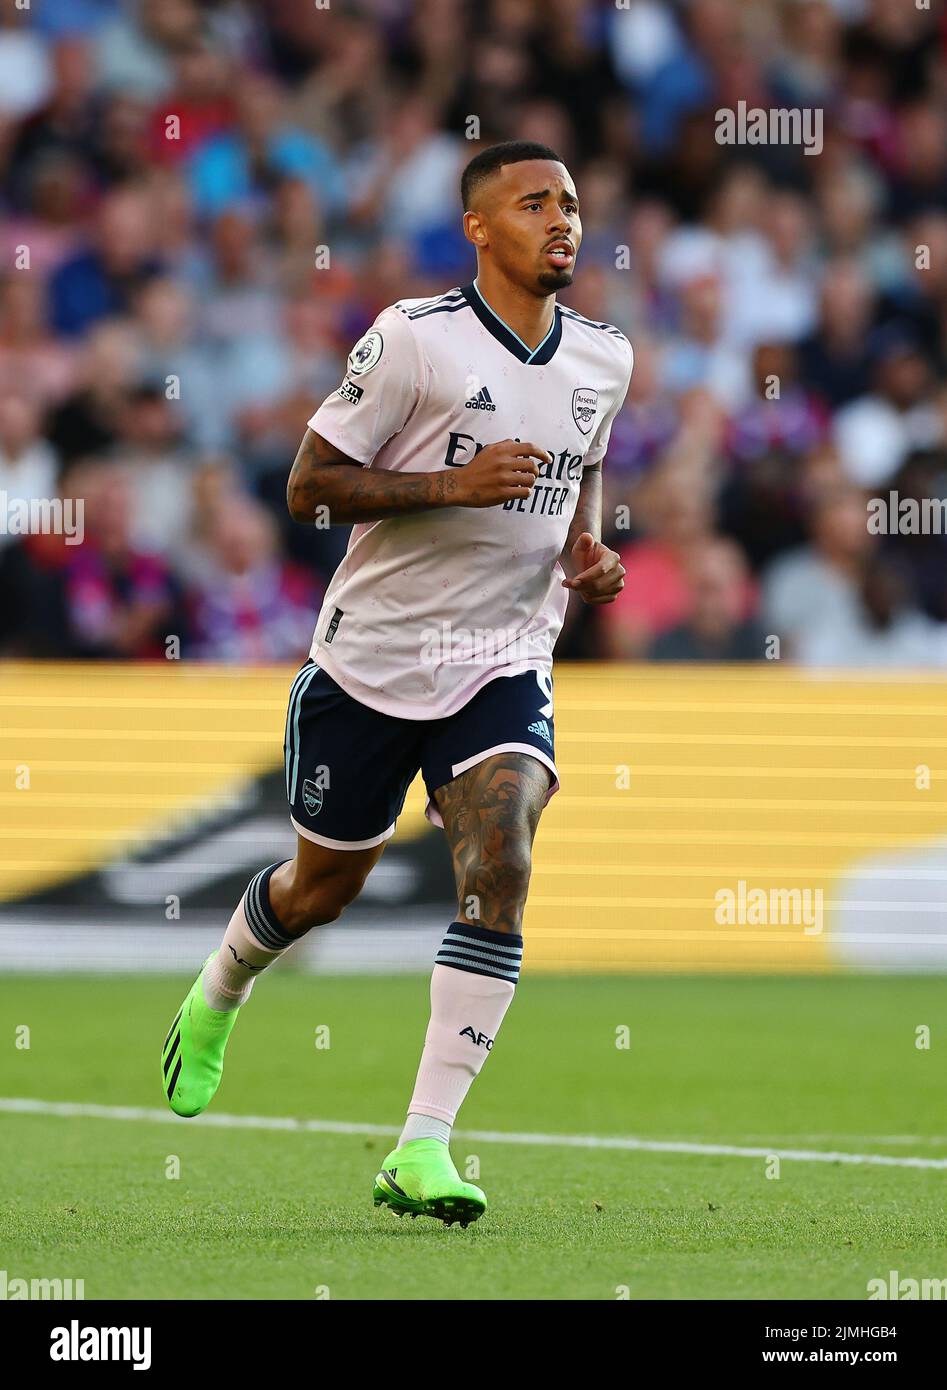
[528,718,552,747]
[464,385,496,411]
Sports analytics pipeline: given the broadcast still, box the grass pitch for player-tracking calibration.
[1,972,945,1300]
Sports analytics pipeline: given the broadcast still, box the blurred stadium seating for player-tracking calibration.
[2,0,947,667]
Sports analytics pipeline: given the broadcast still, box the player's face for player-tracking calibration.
[482,160,582,293]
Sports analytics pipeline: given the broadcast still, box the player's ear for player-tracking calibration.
[463,209,487,248]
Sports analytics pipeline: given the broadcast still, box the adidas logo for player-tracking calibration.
[464,385,497,411]
[528,718,552,747]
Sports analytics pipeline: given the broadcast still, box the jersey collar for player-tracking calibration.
[461,280,562,365]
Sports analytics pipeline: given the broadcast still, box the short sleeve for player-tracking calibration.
[584,340,634,470]
[307,308,425,465]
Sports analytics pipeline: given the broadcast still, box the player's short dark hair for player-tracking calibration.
[461,141,564,211]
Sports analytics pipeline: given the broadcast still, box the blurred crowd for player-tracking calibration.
[1,0,947,666]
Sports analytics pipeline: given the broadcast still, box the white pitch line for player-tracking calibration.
[2,1097,946,1170]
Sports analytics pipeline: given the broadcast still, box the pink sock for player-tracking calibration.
[201,864,295,1011]
[402,923,523,1139]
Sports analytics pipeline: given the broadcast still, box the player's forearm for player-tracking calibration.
[287,429,463,524]
[560,464,602,576]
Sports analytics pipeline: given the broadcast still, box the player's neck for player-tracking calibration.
[472,272,556,353]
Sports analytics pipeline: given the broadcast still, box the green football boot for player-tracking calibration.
[373,1138,487,1228]
[161,955,240,1117]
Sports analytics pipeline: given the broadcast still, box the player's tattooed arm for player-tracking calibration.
[287,430,552,523]
[559,462,625,604]
[286,428,466,524]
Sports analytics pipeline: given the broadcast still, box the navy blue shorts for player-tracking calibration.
[282,661,559,850]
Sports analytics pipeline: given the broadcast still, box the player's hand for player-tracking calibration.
[453,439,551,508]
[562,532,625,605]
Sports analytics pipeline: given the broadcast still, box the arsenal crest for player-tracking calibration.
[572,387,598,435]
[302,779,323,816]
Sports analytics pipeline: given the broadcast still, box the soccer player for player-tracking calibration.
[161,141,633,1227]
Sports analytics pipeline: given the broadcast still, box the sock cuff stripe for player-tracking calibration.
[445,923,523,954]
[437,922,524,982]
[435,945,521,982]
[244,873,275,945]
[244,862,293,950]
[436,939,520,961]
[245,895,283,951]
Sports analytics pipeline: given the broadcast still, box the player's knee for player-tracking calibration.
[461,841,533,921]
[282,864,368,932]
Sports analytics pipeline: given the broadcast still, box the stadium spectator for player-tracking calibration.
[188,72,346,222]
[799,257,876,409]
[61,458,185,660]
[602,462,719,659]
[727,341,827,464]
[184,492,321,664]
[0,7,52,121]
[6,35,97,213]
[95,0,202,101]
[0,273,78,408]
[878,448,947,624]
[112,381,195,559]
[145,39,234,167]
[45,318,141,466]
[0,394,58,551]
[660,266,749,410]
[649,537,764,662]
[761,483,874,662]
[802,556,944,668]
[48,185,163,338]
[834,323,943,486]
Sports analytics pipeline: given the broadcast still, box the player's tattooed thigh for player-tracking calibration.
[434,753,551,933]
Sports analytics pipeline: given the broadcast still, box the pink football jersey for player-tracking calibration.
[305,281,633,719]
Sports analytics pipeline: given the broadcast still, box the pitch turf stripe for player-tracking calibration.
[3,1098,947,1170]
